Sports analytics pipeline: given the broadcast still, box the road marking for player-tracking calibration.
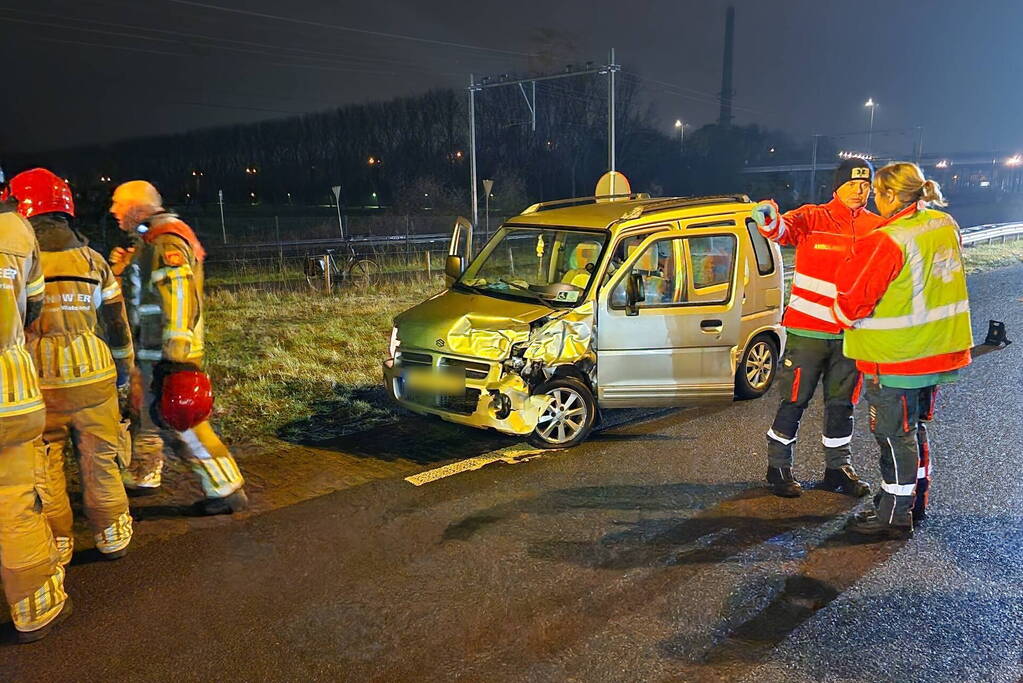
[404,444,548,486]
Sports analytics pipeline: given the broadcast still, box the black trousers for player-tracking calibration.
[767,334,862,469]
[866,382,939,524]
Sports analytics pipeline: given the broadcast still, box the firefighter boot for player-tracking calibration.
[194,488,249,516]
[16,597,73,645]
[766,467,802,498]
[846,509,913,540]
[822,465,871,497]
[94,511,133,560]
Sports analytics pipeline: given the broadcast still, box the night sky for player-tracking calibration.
[1,0,1020,156]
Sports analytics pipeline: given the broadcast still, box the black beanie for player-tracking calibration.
[833,157,873,192]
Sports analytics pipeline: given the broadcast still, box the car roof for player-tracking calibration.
[502,195,753,232]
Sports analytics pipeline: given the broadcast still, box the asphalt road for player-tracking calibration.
[3,265,1023,682]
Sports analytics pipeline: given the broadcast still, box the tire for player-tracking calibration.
[735,334,779,400]
[347,259,380,287]
[527,377,597,449]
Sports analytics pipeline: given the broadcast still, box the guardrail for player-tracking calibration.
[961,221,1023,246]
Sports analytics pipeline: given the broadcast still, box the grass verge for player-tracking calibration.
[205,275,443,443]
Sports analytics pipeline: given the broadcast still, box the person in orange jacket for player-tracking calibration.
[109,180,248,515]
[752,158,884,498]
[7,169,134,564]
[0,175,69,643]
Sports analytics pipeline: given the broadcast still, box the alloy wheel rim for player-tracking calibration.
[535,388,587,444]
[745,341,774,390]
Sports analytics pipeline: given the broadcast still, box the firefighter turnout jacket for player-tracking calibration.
[0,211,45,417]
[134,213,206,364]
[759,197,884,335]
[25,216,134,388]
[834,202,973,376]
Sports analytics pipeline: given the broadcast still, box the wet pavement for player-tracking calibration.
[2,265,1022,681]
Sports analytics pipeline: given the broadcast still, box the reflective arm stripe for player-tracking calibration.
[137,349,163,361]
[163,330,194,342]
[856,299,970,330]
[101,282,122,300]
[822,435,852,448]
[833,300,857,328]
[110,345,134,359]
[787,294,837,324]
[26,275,45,297]
[792,272,837,298]
[880,482,916,496]
[138,304,161,316]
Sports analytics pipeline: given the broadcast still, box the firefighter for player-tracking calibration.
[108,180,248,514]
[0,178,70,642]
[7,169,134,564]
[751,158,883,498]
[834,162,972,538]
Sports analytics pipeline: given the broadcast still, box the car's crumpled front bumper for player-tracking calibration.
[382,356,547,436]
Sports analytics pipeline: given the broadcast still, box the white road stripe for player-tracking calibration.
[404,444,548,486]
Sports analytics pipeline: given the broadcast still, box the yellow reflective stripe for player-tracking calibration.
[163,330,194,342]
[110,345,134,359]
[101,281,122,300]
[26,275,45,297]
[38,366,116,388]
[150,265,193,284]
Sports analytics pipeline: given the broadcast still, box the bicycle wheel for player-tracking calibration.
[304,255,328,292]
[347,258,380,287]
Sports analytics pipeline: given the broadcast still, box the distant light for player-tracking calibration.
[838,150,874,161]
[769,147,775,154]
[935,159,951,169]
[1006,154,1022,167]
[980,180,991,187]
[424,193,429,197]
[865,98,876,107]
[455,151,463,159]
[250,192,256,197]
[368,156,377,165]
[674,119,683,129]
[371,192,377,197]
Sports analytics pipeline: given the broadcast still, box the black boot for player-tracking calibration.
[17,597,73,644]
[194,488,249,516]
[846,509,912,539]
[766,467,803,498]
[822,465,871,497]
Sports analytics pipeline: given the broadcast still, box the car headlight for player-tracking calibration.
[388,326,400,358]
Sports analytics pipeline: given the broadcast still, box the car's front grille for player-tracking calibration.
[439,357,490,380]
[398,351,432,367]
[403,387,482,415]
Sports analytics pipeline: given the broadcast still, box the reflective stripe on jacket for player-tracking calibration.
[758,196,883,334]
[0,212,44,416]
[835,204,973,374]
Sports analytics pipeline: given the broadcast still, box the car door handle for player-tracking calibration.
[700,319,723,333]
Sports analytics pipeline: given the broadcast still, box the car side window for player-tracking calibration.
[745,219,775,275]
[610,237,682,308]
[687,235,737,304]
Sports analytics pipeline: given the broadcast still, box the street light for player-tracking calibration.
[864,98,877,154]
[674,119,685,154]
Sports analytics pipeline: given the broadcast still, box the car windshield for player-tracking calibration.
[458,226,608,305]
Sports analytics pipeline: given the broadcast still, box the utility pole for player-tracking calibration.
[468,74,479,231]
[607,47,618,180]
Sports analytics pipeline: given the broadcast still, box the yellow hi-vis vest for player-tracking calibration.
[844,207,973,364]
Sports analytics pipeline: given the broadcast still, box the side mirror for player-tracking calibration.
[445,255,464,288]
[625,272,644,316]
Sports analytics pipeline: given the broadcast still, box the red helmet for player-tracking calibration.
[1,168,75,218]
[159,370,214,431]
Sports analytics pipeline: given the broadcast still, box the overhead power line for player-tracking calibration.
[161,0,536,58]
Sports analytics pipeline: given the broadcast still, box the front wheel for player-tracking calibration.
[735,334,779,399]
[527,377,597,449]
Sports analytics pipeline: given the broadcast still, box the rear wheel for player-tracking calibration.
[347,258,380,287]
[735,334,778,399]
[527,377,597,449]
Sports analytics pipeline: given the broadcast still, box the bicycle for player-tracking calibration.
[304,242,380,292]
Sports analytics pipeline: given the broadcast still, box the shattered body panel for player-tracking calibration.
[384,291,596,437]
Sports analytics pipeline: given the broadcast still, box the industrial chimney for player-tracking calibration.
[718,5,735,127]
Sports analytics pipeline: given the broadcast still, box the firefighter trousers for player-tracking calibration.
[39,381,131,538]
[865,383,938,525]
[127,360,244,499]
[0,409,67,632]
[767,334,862,469]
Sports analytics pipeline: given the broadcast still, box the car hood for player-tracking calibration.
[394,288,557,360]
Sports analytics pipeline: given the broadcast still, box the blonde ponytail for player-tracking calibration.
[874,162,948,208]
